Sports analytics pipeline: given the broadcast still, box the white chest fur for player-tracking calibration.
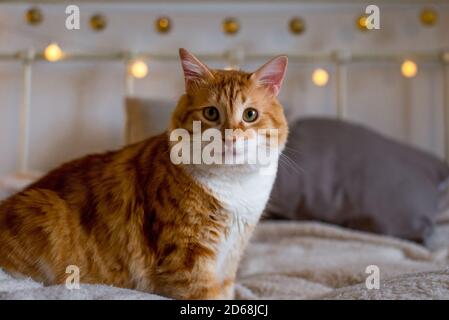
[187,162,278,279]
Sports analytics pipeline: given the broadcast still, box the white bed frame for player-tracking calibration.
[1,48,448,175]
[0,0,448,176]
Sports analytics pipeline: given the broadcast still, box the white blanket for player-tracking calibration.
[235,221,449,299]
[1,221,449,300]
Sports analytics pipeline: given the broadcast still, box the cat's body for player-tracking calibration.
[0,49,288,299]
[0,134,268,298]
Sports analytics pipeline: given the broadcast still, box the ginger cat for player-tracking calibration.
[0,49,288,299]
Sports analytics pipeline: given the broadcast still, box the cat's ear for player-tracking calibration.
[251,55,288,97]
[179,48,214,91]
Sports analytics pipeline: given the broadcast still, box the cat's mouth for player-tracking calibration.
[208,149,244,158]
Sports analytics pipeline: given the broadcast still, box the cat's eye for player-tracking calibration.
[203,106,220,122]
[243,108,258,123]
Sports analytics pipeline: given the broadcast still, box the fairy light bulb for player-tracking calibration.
[312,68,329,87]
[224,64,239,71]
[420,8,438,26]
[155,16,171,33]
[44,43,63,62]
[356,15,368,31]
[401,59,418,78]
[25,7,43,26]
[222,17,240,35]
[129,59,148,79]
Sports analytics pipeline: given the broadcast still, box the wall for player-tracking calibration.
[0,1,448,175]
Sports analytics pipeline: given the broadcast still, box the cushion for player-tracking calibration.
[438,178,449,212]
[0,172,42,201]
[266,117,449,243]
[125,97,176,144]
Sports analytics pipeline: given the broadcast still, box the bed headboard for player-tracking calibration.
[0,0,448,175]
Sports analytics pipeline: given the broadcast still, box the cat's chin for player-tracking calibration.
[180,159,280,178]
[184,162,261,171]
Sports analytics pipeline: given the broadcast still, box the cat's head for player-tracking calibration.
[169,48,288,169]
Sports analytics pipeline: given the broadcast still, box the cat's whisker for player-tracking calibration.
[279,157,300,174]
[279,153,304,175]
[283,146,303,156]
[284,155,305,174]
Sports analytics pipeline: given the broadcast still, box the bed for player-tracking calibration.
[1,216,449,300]
[2,99,449,299]
[1,1,449,300]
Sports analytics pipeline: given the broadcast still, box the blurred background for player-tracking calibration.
[0,0,448,175]
[2,1,449,300]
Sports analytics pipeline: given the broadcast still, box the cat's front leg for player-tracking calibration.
[220,278,236,299]
[154,275,225,299]
[182,277,235,299]
[153,261,230,300]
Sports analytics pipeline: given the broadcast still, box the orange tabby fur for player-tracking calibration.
[0,49,288,299]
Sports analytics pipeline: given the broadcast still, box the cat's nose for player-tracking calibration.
[222,131,246,142]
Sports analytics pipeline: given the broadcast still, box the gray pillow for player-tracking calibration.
[267,118,449,243]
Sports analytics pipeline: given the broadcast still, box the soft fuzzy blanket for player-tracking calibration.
[1,221,449,300]
[235,221,449,299]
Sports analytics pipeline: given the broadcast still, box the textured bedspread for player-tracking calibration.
[1,221,449,300]
[236,221,449,299]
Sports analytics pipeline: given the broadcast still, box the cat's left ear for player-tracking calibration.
[251,55,288,97]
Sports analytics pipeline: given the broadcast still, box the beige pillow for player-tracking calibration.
[125,97,176,144]
[0,171,42,201]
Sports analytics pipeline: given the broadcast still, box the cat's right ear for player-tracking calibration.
[179,48,214,91]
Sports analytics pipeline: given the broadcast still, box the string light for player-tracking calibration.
[312,68,329,87]
[44,43,63,62]
[289,17,305,35]
[155,17,171,33]
[222,18,240,35]
[356,15,368,31]
[224,64,239,71]
[420,8,438,26]
[25,7,43,26]
[90,14,107,31]
[129,59,148,79]
[401,59,418,78]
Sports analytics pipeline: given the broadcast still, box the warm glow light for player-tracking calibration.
[420,8,438,26]
[357,15,368,31]
[224,65,238,71]
[401,59,418,78]
[312,68,329,87]
[155,17,171,33]
[44,43,63,62]
[129,59,148,79]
